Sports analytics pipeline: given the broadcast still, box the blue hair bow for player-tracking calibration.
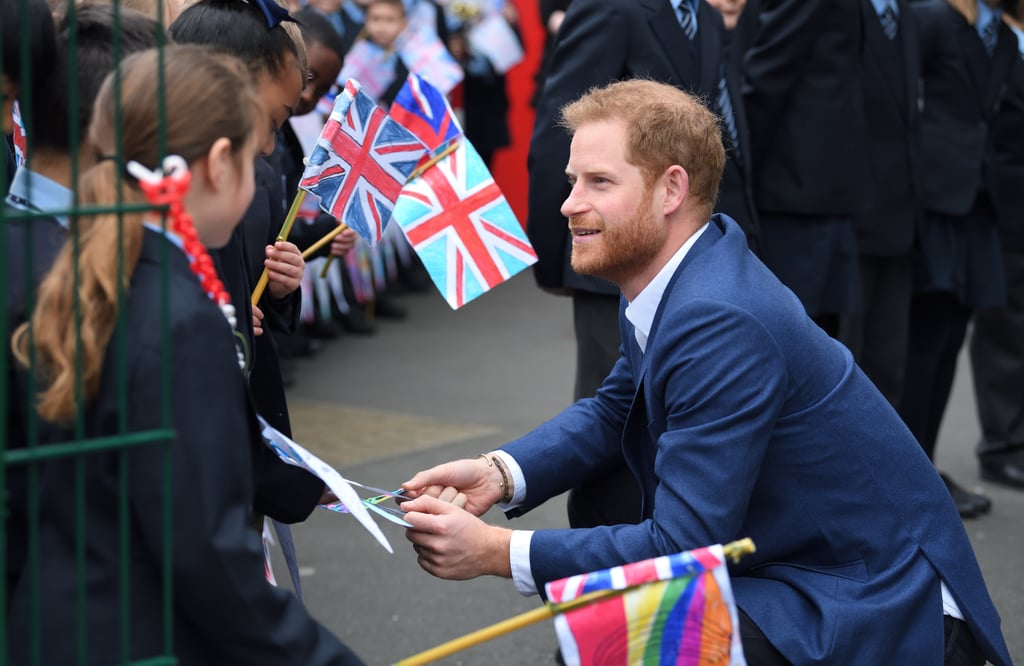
[244,0,296,28]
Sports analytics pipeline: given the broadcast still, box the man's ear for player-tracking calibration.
[662,164,689,216]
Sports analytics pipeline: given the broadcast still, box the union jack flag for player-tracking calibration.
[391,140,537,309]
[298,80,429,245]
[389,73,462,157]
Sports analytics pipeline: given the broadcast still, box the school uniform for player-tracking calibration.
[6,229,363,665]
[969,44,1024,484]
[900,0,1017,460]
[743,0,870,321]
[3,167,72,609]
[837,0,922,406]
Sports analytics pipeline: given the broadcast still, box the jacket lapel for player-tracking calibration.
[983,25,1017,120]
[644,0,700,90]
[900,0,922,126]
[696,1,722,98]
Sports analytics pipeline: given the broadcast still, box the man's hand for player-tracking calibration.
[265,241,305,298]
[329,228,357,257]
[401,456,503,517]
[402,495,513,580]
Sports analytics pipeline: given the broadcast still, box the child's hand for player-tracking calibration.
[252,303,264,337]
[330,228,357,257]
[265,241,304,298]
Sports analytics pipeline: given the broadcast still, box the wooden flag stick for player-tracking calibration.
[299,222,350,261]
[393,538,756,666]
[409,140,459,183]
[251,189,307,305]
[313,142,459,280]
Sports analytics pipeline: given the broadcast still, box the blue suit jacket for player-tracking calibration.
[502,216,1010,665]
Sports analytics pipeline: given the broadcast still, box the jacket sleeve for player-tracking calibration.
[741,0,830,158]
[127,304,361,665]
[522,301,788,594]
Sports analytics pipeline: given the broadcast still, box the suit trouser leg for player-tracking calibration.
[568,291,642,528]
[969,249,1024,460]
[738,610,791,665]
[900,292,971,460]
[838,255,912,408]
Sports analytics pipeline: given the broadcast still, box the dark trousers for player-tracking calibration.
[569,290,641,528]
[969,249,1024,459]
[900,292,972,459]
[738,612,985,665]
[571,291,621,400]
[838,255,913,407]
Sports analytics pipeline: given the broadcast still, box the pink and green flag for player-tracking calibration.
[545,544,746,666]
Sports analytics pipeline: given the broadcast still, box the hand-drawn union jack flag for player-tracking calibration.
[391,140,537,309]
[389,73,462,157]
[298,80,428,245]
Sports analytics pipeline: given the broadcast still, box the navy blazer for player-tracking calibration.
[743,0,871,216]
[7,230,361,664]
[914,0,1017,216]
[502,216,1010,665]
[854,0,922,256]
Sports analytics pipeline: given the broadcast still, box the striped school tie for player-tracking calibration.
[879,4,898,40]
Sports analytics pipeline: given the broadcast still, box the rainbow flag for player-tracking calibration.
[545,544,746,666]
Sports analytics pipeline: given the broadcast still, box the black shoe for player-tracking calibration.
[336,310,376,335]
[939,472,991,518]
[980,455,1024,490]
[306,320,342,340]
[372,296,407,320]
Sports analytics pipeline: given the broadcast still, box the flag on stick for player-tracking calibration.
[298,79,429,245]
[389,73,463,158]
[391,139,537,309]
[545,544,747,666]
[394,540,755,666]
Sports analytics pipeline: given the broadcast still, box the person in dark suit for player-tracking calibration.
[527,0,759,531]
[399,79,1010,666]
[900,0,1018,518]
[7,46,364,664]
[742,0,870,337]
[3,3,162,609]
[969,9,1024,490]
[836,0,921,408]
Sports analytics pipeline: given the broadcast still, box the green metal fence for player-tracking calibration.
[2,3,177,663]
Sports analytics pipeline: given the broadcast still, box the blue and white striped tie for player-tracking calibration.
[677,0,697,40]
[879,4,898,40]
[717,66,740,157]
[981,16,999,57]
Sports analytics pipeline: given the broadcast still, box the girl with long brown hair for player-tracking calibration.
[8,45,362,664]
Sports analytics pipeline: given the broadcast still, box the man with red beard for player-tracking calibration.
[397,79,1010,666]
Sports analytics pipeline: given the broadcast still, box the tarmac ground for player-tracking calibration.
[279,272,1023,666]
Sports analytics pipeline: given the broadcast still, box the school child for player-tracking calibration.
[8,45,364,665]
[3,2,162,609]
[169,0,329,518]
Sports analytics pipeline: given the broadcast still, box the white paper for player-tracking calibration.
[467,14,524,74]
[259,416,393,553]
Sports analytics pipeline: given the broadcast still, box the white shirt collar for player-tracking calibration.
[625,222,709,353]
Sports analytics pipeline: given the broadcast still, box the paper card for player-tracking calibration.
[259,416,393,553]
[467,14,523,74]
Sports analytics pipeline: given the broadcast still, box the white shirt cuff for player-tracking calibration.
[493,449,526,508]
[509,529,537,596]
